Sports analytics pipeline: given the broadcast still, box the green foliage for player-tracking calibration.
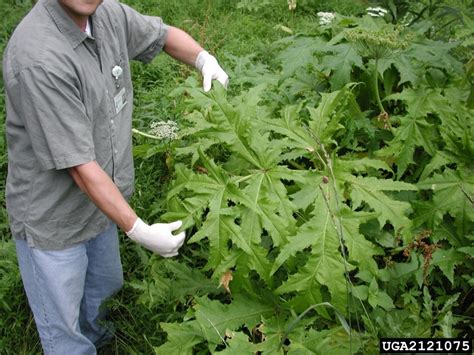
[150,5,473,351]
[236,0,271,13]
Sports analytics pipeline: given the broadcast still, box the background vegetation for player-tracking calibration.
[0,0,472,354]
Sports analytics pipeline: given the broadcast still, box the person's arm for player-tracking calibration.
[68,161,185,257]
[164,26,229,92]
[163,26,203,65]
[68,161,137,231]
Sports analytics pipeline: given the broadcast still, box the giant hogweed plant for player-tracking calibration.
[134,12,473,354]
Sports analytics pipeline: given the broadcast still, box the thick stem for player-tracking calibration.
[373,58,386,115]
[131,128,161,140]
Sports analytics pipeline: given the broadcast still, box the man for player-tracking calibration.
[2,0,229,353]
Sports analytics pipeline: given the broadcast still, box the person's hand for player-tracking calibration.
[195,50,229,92]
[126,218,185,257]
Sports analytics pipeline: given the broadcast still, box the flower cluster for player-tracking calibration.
[149,120,179,140]
[287,0,296,11]
[366,7,388,17]
[345,27,410,59]
[317,12,335,26]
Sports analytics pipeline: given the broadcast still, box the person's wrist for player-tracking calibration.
[195,50,210,72]
[126,217,142,237]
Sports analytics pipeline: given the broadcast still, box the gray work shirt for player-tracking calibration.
[2,0,168,250]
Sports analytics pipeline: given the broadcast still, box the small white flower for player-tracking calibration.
[399,14,411,26]
[287,0,297,10]
[317,11,335,26]
[366,7,388,17]
[149,120,179,140]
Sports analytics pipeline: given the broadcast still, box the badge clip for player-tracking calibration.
[111,65,123,88]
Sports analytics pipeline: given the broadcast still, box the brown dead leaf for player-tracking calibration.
[219,270,233,294]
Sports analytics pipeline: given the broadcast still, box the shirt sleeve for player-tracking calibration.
[17,65,96,170]
[118,2,169,63]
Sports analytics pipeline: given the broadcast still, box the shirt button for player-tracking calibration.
[110,119,114,124]
[114,149,118,154]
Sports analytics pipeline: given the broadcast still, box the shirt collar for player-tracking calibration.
[84,18,92,36]
[42,0,89,48]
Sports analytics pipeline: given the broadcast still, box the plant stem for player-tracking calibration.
[373,58,386,115]
[287,159,306,170]
[131,128,161,140]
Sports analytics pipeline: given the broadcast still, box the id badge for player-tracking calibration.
[114,87,127,114]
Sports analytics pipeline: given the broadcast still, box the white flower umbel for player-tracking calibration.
[132,120,180,141]
[287,0,297,11]
[366,7,388,17]
[148,120,179,140]
[317,12,335,26]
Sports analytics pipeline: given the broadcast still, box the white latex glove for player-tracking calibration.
[126,218,185,257]
[195,50,229,92]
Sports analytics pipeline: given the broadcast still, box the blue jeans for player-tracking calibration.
[15,223,124,355]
